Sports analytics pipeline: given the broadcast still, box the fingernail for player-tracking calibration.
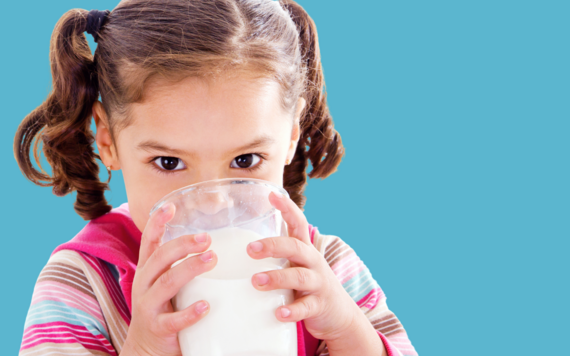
[161,203,173,213]
[195,233,207,243]
[249,241,263,252]
[273,192,284,199]
[281,307,291,318]
[255,273,269,286]
[200,251,213,262]
[195,301,208,314]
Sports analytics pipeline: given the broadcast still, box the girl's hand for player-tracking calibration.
[122,203,218,356]
[246,192,363,342]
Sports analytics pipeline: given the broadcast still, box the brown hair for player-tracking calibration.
[13,0,344,220]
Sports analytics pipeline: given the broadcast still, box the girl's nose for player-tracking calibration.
[180,180,235,216]
[196,188,234,215]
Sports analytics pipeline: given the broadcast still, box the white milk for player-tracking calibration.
[172,227,297,356]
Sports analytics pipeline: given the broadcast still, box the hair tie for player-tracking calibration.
[86,9,110,43]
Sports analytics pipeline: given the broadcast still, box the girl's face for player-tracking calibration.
[94,75,306,233]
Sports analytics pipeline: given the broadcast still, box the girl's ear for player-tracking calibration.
[93,102,121,170]
[286,97,306,164]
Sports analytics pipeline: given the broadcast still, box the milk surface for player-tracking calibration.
[173,227,297,356]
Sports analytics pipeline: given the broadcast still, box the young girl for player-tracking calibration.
[15,1,418,355]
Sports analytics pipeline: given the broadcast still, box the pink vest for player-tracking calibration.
[53,203,320,355]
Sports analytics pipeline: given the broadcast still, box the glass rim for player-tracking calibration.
[149,177,289,217]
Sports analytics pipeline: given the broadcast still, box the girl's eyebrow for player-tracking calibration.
[136,135,275,157]
[230,135,275,155]
[137,140,188,156]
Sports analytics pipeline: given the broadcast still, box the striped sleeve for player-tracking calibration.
[19,250,129,356]
[312,233,418,356]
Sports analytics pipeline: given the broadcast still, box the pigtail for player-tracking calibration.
[13,9,112,220]
[280,0,345,209]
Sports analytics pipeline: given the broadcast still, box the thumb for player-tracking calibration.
[138,203,175,268]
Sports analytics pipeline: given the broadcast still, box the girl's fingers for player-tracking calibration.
[247,236,319,268]
[147,251,217,304]
[138,232,212,290]
[275,294,323,323]
[155,300,210,336]
[269,191,310,244]
[252,267,321,292]
[139,203,176,268]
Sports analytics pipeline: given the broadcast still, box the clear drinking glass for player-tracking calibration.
[150,178,297,356]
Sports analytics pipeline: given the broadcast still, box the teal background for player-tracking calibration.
[1,0,568,354]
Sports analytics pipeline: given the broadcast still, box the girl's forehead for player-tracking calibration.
[139,74,282,113]
[121,75,292,154]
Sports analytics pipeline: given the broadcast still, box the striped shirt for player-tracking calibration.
[20,206,418,356]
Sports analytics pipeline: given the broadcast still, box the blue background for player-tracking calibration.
[1,0,568,354]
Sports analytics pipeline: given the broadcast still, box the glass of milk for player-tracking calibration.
[150,178,297,356]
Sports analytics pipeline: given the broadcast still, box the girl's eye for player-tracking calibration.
[230,154,261,169]
[153,157,186,171]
